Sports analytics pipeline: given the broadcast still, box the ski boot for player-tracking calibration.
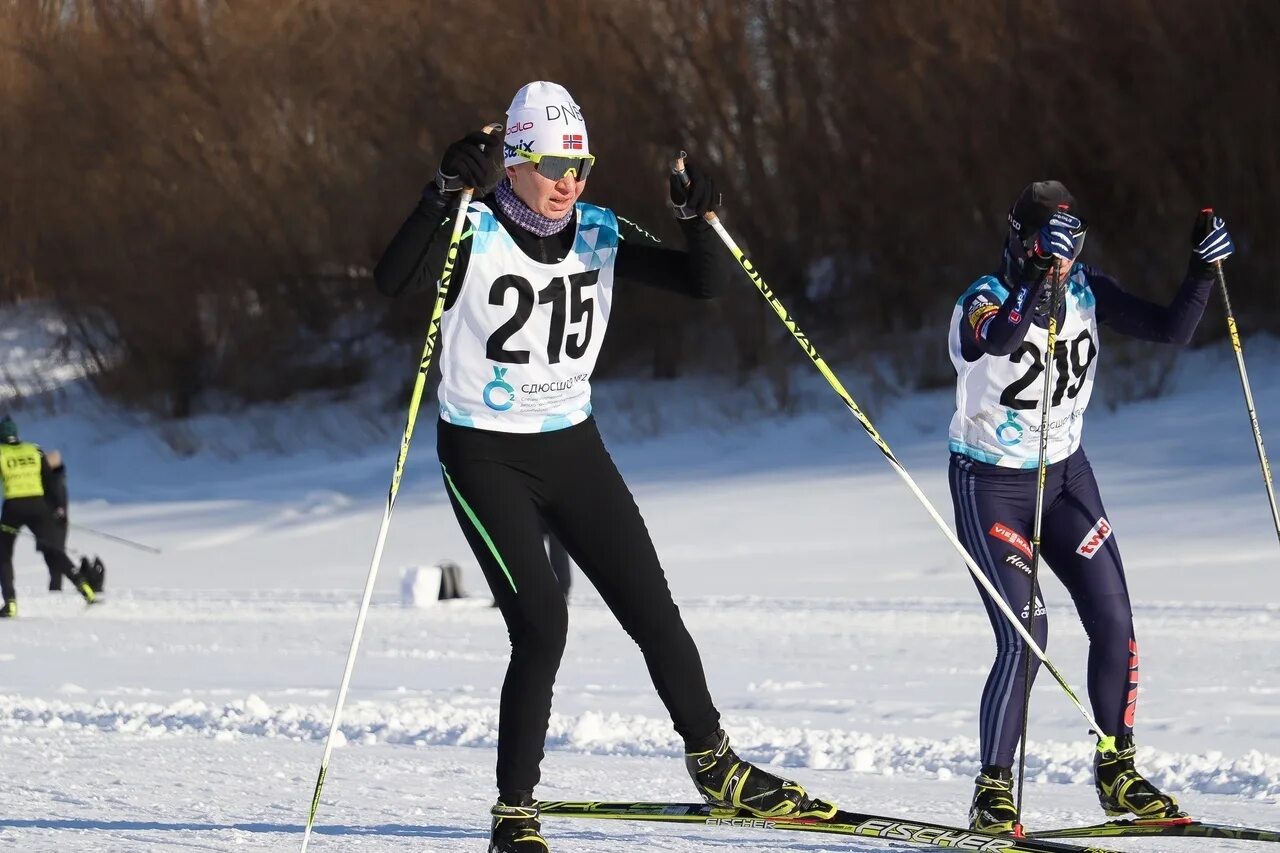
[685,729,836,819]
[80,556,106,593]
[489,795,548,852]
[969,766,1019,834]
[74,575,98,605]
[1094,735,1184,818]
[0,599,15,618]
[68,557,92,592]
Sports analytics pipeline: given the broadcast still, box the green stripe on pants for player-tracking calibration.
[441,464,518,594]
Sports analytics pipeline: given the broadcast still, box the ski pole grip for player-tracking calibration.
[671,149,717,222]
[1199,207,1225,273]
[464,122,506,193]
[672,149,691,188]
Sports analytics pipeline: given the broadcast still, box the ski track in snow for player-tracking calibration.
[1,327,1278,850]
[4,592,1279,797]
[2,578,1278,851]
[3,694,1278,799]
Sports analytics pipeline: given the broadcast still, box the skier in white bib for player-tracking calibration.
[375,81,835,852]
[948,181,1236,833]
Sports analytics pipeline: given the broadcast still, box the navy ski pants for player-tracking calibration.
[949,449,1139,768]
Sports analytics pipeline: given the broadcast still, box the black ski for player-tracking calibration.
[538,800,1124,853]
[1029,815,1280,843]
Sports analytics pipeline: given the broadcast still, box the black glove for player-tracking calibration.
[669,159,722,219]
[435,128,505,195]
[1190,208,1234,269]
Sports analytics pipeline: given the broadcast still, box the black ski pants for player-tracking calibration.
[543,525,572,599]
[35,512,70,590]
[436,418,720,798]
[1,497,78,602]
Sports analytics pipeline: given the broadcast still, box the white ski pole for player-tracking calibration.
[1206,209,1280,548]
[1015,268,1062,825]
[69,521,161,553]
[300,124,501,852]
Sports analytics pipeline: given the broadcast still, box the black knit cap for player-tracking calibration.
[1007,180,1077,243]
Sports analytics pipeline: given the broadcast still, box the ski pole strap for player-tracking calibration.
[672,150,690,186]
[670,150,699,219]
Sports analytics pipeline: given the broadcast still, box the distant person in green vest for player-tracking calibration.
[0,416,97,617]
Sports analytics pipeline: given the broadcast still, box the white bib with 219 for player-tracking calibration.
[949,265,1100,468]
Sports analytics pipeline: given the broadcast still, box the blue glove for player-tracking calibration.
[1032,211,1086,261]
[1191,209,1234,265]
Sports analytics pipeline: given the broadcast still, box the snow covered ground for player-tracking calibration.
[1,325,1278,851]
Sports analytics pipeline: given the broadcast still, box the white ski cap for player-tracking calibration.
[503,81,589,168]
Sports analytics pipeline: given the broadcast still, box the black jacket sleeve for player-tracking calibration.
[40,453,68,513]
[374,191,734,304]
[372,187,472,307]
[1089,265,1214,344]
[613,215,733,299]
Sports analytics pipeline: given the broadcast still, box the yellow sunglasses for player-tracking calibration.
[516,150,596,182]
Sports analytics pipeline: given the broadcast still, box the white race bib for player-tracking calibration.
[437,201,618,433]
[948,267,1100,468]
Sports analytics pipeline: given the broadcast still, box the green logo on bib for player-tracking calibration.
[996,410,1024,446]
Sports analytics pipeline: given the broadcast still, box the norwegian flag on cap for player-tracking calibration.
[562,134,584,150]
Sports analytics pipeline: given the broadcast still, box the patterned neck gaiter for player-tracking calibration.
[495,179,574,237]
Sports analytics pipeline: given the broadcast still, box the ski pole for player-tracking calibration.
[1207,210,1280,547]
[299,123,502,853]
[69,522,161,554]
[1016,271,1062,828]
[672,152,1103,736]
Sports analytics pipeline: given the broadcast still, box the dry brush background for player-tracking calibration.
[1,0,1275,416]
